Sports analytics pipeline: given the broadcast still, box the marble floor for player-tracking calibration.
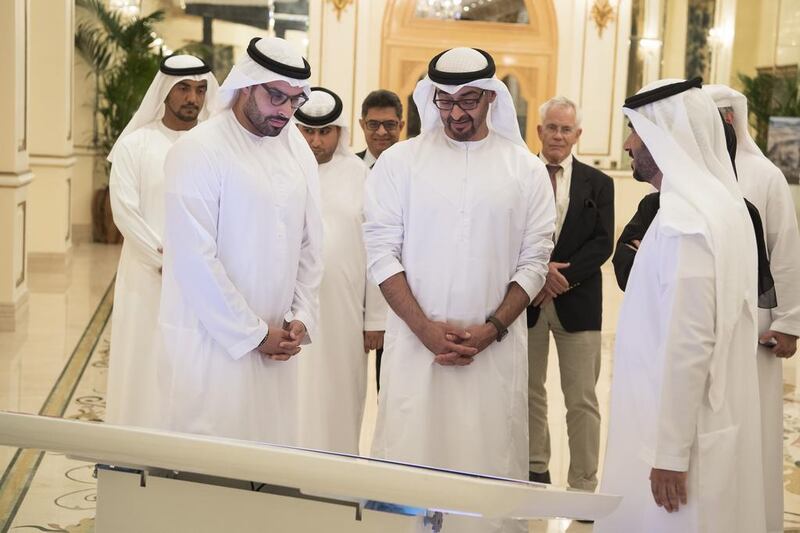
[1,244,799,532]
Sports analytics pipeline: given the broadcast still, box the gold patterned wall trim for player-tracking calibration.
[577,0,622,157]
[66,178,72,241]
[591,0,616,38]
[18,0,29,152]
[15,201,26,288]
[380,0,558,152]
[68,0,74,142]
[326,0,354,20]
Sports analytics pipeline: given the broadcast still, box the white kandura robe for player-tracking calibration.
[738,153,800,533]
[595,213,765,533]
[107,121,182,428]
[159,109,323,444]
[297,153,387,454]
[363,130,555,533]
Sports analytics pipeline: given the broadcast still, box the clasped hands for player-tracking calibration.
[257,320,307,362]
[416,320,497,366]
[532,261,571,308]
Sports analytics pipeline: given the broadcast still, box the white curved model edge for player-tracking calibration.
[0,411,620,521]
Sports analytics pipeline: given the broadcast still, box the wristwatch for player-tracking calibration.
[486,315,508,342]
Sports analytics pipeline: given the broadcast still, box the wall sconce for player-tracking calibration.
[707,26,733,48]
[591,0,617,38]
[639,38,663,52]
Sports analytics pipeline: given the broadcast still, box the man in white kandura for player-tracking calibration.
[595,78,766,533]
[159,37,323,443]
[363,47,555,533]
[706,83,800,533]
[106,54,218,428]
[293,87,387,454]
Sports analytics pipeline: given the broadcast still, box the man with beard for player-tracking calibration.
[595,78,765,533]
[159,37,323,444]
[363,47,554,533]
[294,87,386,454]
[106,54,218,428]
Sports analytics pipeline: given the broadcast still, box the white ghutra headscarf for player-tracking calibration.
[623,78,757,412]
[108,54,219,163]
[293,87,353,157]
[214,36,311,113]
[412,47,526,147]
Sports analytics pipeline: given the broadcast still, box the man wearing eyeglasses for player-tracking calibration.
[356,90,405,169]
[159,37,323,444]
[526,97,614,501]
[363,47,554,533]
[355,90,402,390]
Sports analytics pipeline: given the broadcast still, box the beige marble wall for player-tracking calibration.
[72,30,99,241]
[0,0,32,332]
[28,0,74,265]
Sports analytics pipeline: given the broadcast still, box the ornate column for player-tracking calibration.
[0,0,31,331]
[27,0,75,272]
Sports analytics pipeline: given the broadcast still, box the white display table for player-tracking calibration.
[0,412,620,532]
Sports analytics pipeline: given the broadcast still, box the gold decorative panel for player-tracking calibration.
[380,0,558,152]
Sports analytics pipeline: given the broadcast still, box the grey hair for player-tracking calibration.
[539,96,582,128]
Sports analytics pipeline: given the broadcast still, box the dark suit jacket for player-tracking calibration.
[612,192,659,291]
[526,157,615,332]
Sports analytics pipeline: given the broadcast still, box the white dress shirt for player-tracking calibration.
[539,153,573,242]
[362,148,378,168]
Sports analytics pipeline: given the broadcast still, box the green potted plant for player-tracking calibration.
[738,71,800,152]
[75,0,164,243]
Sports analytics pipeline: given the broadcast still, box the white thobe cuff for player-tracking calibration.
[284,310,314,345]
[370,255,405,286]
[509,270,544,302]
[769,317,800,338]
[642,446,690,472]
[228,320,269,360]
[652,453,690,472]
[364,319,386,331]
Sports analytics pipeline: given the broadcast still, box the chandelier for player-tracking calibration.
[415,0,464,20]
[109,0,141,18]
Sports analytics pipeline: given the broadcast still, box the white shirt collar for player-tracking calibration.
[538,152,574,172]
[363,149,378,168]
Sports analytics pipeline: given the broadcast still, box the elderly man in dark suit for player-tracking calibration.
[527,97,614,496]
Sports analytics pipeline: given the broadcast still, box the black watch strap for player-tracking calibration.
[486,315,508,342]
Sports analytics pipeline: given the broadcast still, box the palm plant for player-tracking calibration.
[739,71,800,151]
[74,0,165,161]
[74,0,165,242]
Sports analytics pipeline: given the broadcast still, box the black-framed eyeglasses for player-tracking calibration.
[433,89,486,111]
[260,85,308,109]
[364,120,400,132]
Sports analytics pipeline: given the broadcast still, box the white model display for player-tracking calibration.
[0,412,621,532]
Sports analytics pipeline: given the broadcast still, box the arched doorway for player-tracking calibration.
[380,0,557,151]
